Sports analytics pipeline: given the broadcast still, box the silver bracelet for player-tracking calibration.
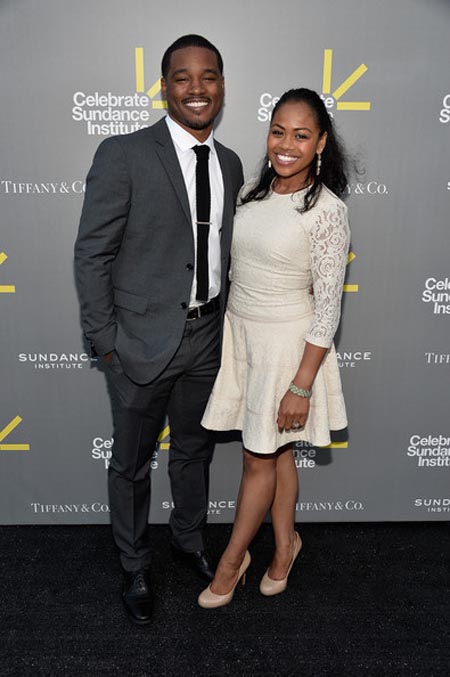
[288,382,312,398]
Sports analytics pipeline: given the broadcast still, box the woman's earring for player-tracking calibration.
[268,159,272,169]
[316,153,321,176]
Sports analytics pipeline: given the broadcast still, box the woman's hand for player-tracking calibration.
[277,390,310,432]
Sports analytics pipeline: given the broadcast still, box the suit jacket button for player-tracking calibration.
[180,302,187,309]
[186,263,193,270]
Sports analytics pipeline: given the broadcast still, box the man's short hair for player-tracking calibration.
[161,34,223,78]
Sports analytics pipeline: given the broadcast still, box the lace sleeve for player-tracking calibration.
[304,201,350,348]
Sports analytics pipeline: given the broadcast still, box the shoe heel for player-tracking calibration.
[198,550,251,609]
[259,532,302,597]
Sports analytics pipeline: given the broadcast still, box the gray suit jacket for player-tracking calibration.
[74,118,244,384]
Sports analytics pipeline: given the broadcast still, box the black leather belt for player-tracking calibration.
[186,295,220,320]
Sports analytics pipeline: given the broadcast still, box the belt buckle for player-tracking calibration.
[187,297,216,321]
[187,305,200,321]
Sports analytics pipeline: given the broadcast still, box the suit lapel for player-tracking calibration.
[151,119,192,226]
[215,142,234,238]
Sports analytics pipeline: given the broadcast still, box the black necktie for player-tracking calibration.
[193,145,211,303]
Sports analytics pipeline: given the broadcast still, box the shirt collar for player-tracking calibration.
[165,115,215,154]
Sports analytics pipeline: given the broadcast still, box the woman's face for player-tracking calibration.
[267,101,327,189]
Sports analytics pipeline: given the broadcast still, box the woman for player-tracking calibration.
[199,88,350,608]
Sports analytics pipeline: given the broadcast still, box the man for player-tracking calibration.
[74,35,243,625]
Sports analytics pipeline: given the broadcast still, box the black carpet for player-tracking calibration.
[1,522,448,676]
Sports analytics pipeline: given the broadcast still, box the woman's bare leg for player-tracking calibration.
[268,447,299,579]
[210,448,277,594]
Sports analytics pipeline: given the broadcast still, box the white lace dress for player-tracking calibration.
[202,184,350,453]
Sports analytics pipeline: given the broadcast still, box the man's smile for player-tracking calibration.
[184,98,211,109]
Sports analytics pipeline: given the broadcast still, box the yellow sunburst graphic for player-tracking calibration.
[157,425,170,451]
[322,49,370,112]
[135,48,167,108]
[323,441,348,449]
[344,251,359,293]
[0,252,16,293]
[0,416,30,451]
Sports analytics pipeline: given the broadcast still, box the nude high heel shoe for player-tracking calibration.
[198,551,251,609]
[259,532,302,596]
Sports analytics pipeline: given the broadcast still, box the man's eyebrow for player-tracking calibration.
[171,67,220,76]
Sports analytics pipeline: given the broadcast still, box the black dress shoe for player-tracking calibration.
[171,545,215,582]
[122,566,153,625]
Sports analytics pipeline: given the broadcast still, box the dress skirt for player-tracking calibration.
[202,304,347,454]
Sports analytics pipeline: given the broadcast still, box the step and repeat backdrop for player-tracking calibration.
[0,0,448,524]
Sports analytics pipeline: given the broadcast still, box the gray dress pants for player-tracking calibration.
[105,309,221,572]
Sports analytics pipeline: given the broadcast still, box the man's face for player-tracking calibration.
[161,46,224,141]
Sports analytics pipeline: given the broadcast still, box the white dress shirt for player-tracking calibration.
[165,115,224,307]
